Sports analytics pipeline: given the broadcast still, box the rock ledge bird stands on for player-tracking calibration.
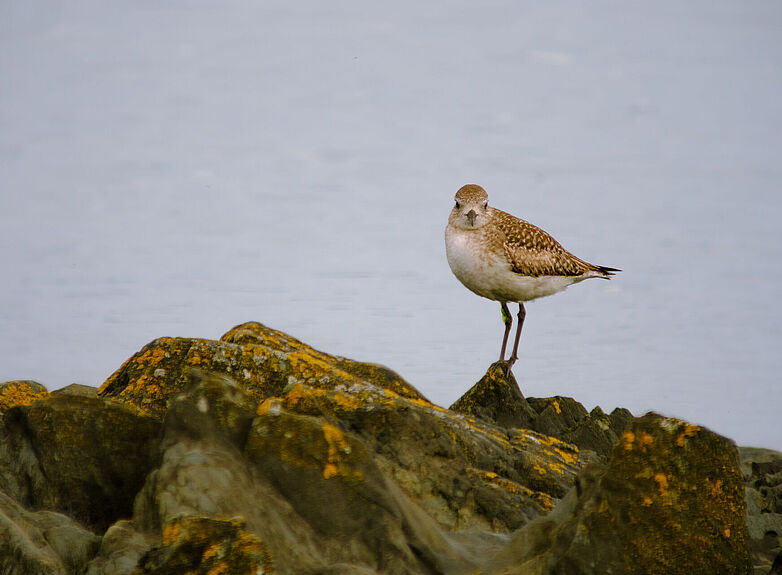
[445,184,620,367]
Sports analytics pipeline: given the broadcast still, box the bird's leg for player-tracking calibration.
[508,303,526,367]
[499,302,512,361]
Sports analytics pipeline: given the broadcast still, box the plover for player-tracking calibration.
[445,184,619,367]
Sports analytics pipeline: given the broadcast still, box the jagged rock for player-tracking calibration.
[0,390,161,531]
[103,326,585,534]
[129,370,487,573]
[740,447,782,574]
[449,362,538,428]
[257,379,581,532]
[98,321,424,418]
[450,367,633,458]
[0,322,760,574]
[484,413,751,574]
[0,380,49,411]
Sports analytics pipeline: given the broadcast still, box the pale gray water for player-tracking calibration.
[1,1,780,448]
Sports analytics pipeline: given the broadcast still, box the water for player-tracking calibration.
[1,1,780,449]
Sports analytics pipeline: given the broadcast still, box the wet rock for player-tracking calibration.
[484,413,751,574]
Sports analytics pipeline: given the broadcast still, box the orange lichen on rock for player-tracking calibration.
[676,423,701,447]
[638,431,654,450]
[322,422,358,480]
[0,380,49,411]
[622,430,635,451]
[653,472,669,497]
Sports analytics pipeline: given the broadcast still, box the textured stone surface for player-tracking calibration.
[0,322,760,574]
[484,413,751,574]
[0,380,49,411]
[0,391,162,531]
[450,364,633,458]
[99,321,424,418]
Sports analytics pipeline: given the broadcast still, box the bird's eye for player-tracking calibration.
[455,201,461,209]
[483,202,488,209]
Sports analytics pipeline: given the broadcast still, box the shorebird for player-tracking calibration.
[445,184,619,367]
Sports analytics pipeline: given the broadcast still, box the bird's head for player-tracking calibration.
[450,184,490,230]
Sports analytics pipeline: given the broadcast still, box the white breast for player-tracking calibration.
[445,225,584,303]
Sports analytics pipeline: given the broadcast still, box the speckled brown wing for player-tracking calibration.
[491,209,593,277]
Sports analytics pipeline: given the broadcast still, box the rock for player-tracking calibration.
[51,383,99,399]
[451,366,633,458]
[130,370,486,573]
[740,446,782,574]
[484,412,751,574]
[259,379,582,532]
[0,322,759,574]
[449,361,538,428]
[0,391,162,531]
[0,380,49,411]
[98,321,425,418]
[0,489,100,574]
[85,520,156,575]
[134,516,274,575]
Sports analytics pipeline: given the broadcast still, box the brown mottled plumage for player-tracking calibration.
[445,184,619,366]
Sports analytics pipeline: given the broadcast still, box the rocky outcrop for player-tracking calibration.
[0,321,758,574]
[450,361,633,457]
[484,413,751,574]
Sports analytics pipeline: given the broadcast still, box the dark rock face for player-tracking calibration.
[0,322,758,574]
[0,392,161,531]
[450,362,633,458]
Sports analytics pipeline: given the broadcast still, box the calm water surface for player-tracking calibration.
[1,1,780,448]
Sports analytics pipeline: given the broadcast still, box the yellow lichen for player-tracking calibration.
[0,382,49,410]
[284,384,307,406]
[552,399,561,414]
[162,521,183,545]
[707,478,723,496]
[638,431,654,450]
[202,542,222,561]
[654,472,669,497]
[622,430,635,451]
[136,346,168,366]
[321,422,363,481]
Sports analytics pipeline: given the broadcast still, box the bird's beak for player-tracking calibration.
[466,209,477,226]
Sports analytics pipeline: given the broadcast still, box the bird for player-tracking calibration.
[445,184,619,367]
